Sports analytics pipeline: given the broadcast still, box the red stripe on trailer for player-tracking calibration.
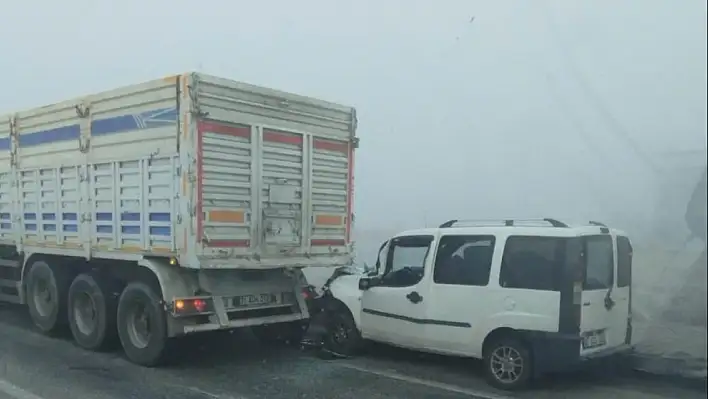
[205,240,251,248]
[196,120,252,244]
[197,121,251,139]
[263,129,303,146]
[313,138,348,154]
[311,239,346,246]
[196,125,205,243]
[345,141,354,242]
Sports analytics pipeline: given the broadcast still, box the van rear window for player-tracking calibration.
[616,236,632,288]
[584,235,614,290]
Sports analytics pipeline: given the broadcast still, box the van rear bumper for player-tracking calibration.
[526,331,633,375]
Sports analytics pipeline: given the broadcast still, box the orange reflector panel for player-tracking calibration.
[315,214,343,226]
[208,210,245,223]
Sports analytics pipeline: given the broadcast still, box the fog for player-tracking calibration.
[2,0,705,236]
[2,0,707,376]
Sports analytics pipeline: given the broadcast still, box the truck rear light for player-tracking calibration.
[172,298,214,316]
[302,285,317,300]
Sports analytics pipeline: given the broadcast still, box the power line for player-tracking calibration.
[537,1,660,174]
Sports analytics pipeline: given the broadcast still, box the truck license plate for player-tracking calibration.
[235,294,276,307]
[582,330,607,349]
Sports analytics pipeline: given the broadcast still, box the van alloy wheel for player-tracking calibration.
[489,346,524,384]
[483,337,532,391]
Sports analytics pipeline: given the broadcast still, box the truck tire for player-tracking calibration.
[25,259,70,334]
[483,336,533,391]
[116,282,168,366]
[252,320,308,345]
[67,273,118,351]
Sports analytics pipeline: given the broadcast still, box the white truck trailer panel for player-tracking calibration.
[0,73,357,270]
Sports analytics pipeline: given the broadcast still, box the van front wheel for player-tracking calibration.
[323,308,361,357]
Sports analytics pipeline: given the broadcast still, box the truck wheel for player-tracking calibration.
[67,273,118,351]
[117,282,168,366]
[252,321,308,345]
[323,308,361,356]
[26,260,70,334]
[483,336,533,391]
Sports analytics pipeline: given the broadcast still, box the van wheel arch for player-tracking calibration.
[482,328,533,357]
[325,296,349,312]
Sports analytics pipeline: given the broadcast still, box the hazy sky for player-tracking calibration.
[2,0,706,235]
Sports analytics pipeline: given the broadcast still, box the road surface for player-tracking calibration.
[0,303,704,399]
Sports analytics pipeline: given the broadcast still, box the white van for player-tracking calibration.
[321,219,634,390]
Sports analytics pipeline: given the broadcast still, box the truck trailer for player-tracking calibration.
[0,73,358,366]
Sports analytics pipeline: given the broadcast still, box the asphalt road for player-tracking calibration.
[0,303,704,399]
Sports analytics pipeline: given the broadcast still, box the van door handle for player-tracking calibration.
[406,291,423,304]
[583,302,591,306]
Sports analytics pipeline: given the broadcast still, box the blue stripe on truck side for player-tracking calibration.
[91,107,178,137]
[0,107,178,150]
[19,125,81,147]
[0,212,171,237]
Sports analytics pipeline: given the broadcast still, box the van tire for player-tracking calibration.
[483,336,533,391]
[26,260,70,334]
[323,307,361,357]
[117,282,169,366]
[67,273,118,351]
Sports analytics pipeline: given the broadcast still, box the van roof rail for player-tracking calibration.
[439,218,569,228]
[588,220,607,227]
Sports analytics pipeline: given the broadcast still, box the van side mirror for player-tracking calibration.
[359,277,381,290]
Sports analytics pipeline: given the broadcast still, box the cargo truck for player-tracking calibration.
[0,73,358,366]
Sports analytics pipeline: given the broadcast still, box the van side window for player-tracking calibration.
[584,235,614,290]
[499,236,562,291]
[433,235,495,286]
[616,236,632,288]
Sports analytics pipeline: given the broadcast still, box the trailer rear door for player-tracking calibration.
[190,73,356,266]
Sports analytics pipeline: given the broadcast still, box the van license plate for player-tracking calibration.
[236,294,276,307]
[582,331,607,349]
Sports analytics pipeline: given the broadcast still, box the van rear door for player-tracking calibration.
[578,234,628,356]
[613,235,633,346]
